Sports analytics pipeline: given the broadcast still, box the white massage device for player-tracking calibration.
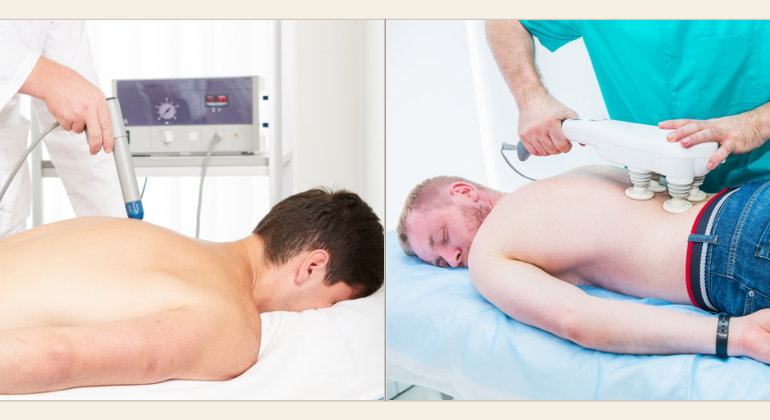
[515,117,719,214]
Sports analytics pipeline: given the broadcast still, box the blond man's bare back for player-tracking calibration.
[472,165,707,304]
[464,166,770,362]
[0,217,260,394]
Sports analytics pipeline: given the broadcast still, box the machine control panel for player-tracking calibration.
[113,76,265,156]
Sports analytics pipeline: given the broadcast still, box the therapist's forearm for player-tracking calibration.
[485,20,547,109]
[748,101,770,141]
[18,56,60,101]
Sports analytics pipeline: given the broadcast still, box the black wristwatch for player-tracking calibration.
[716,313,731,360]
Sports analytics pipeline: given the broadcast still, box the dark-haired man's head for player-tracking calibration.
[398,176,495,268]
[253,188,383,312]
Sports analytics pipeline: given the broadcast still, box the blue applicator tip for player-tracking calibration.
[126,201,144,220]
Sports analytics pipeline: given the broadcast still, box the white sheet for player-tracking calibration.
[0,288,384,400]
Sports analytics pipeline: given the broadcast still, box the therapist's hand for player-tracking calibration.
[19,56,114,155]
[659,109,769,170]
[518,91,579,157]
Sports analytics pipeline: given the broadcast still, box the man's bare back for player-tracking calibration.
[0,217,261,393]
[0,217,260,333]
[400,165,770,363]
[0,188,385,394]
[475,165,707,304]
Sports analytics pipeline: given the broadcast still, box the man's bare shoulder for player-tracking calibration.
[470,165,630,263]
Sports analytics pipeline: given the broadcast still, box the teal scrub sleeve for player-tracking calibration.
[519,20,582,53]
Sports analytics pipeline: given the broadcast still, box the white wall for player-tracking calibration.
[361,21,385,222]
[385,20,610,230]
[386,20,488,230]
[285,20,384,223]
[31,20,384,239]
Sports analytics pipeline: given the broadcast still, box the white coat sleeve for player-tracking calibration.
[0,35,40,110]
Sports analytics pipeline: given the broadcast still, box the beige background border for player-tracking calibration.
[4,0,769,416]
[4,0,769,19]
[1,401,760,418]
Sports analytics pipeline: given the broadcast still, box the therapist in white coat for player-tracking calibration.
[0,20,124,238]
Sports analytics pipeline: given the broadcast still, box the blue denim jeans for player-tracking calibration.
[688,179,770,316]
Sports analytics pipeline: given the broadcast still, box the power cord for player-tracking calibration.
[196,132,223,239]
[0,122,60,204]
[501,142,538,182]
[140,177,148,199]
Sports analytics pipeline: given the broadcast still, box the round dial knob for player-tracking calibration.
[156,98,179,120]
[162,130,174,144]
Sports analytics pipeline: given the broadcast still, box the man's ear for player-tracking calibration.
[295,249,330,286]
[449,182,478,202]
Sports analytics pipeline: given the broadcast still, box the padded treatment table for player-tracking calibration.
[386,230,770,400]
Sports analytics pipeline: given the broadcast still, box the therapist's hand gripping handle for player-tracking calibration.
[517,119,579,162]
[86,98,144,220]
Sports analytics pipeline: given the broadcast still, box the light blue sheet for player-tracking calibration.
[386,230,770,400]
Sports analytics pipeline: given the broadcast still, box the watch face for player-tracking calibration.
[156,99,178,120]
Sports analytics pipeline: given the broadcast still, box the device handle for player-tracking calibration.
[85,98,144,219]
[515,119,584,162]
[516,141,531,161]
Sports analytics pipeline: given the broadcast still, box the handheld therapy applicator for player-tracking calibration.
[102,97,143,220]
[512,118,718,214]
[0,97,144,220]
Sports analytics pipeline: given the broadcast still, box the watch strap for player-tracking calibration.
[716,313,730,360]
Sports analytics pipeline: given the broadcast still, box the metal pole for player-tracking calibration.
[269,20,283,207]
[30,101,43,227]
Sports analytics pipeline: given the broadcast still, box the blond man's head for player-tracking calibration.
[397,176,490,267]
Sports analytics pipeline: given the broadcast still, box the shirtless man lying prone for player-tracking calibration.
[0,189,383,394]
[398,165,770,364]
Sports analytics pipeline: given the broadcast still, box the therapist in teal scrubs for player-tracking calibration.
[486,20,770,192]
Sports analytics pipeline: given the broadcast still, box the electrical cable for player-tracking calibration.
[196,133,222,239]
[0,122,60,204]
[140,177,148,199]
[500,142,538,182]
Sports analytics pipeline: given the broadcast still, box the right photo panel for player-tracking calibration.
[386,20,770,400]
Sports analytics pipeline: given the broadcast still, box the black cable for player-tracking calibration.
[389,385,414,400]
[501,142,538,182]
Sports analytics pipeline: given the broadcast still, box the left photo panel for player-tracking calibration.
[0,20,384,400]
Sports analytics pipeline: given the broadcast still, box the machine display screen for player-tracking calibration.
[205,94,228,107]
[117,77,253,126]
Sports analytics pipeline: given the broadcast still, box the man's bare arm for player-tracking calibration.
[468,255,768,359]
[0,306,259,394]
[485,20,578,157]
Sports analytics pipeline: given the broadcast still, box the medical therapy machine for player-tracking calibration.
[112,77,263,156]
[0,97,144,220]
[510,117,718,214]
[112,76,265,238]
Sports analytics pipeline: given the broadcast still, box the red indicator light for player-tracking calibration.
[205,94,227,107]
